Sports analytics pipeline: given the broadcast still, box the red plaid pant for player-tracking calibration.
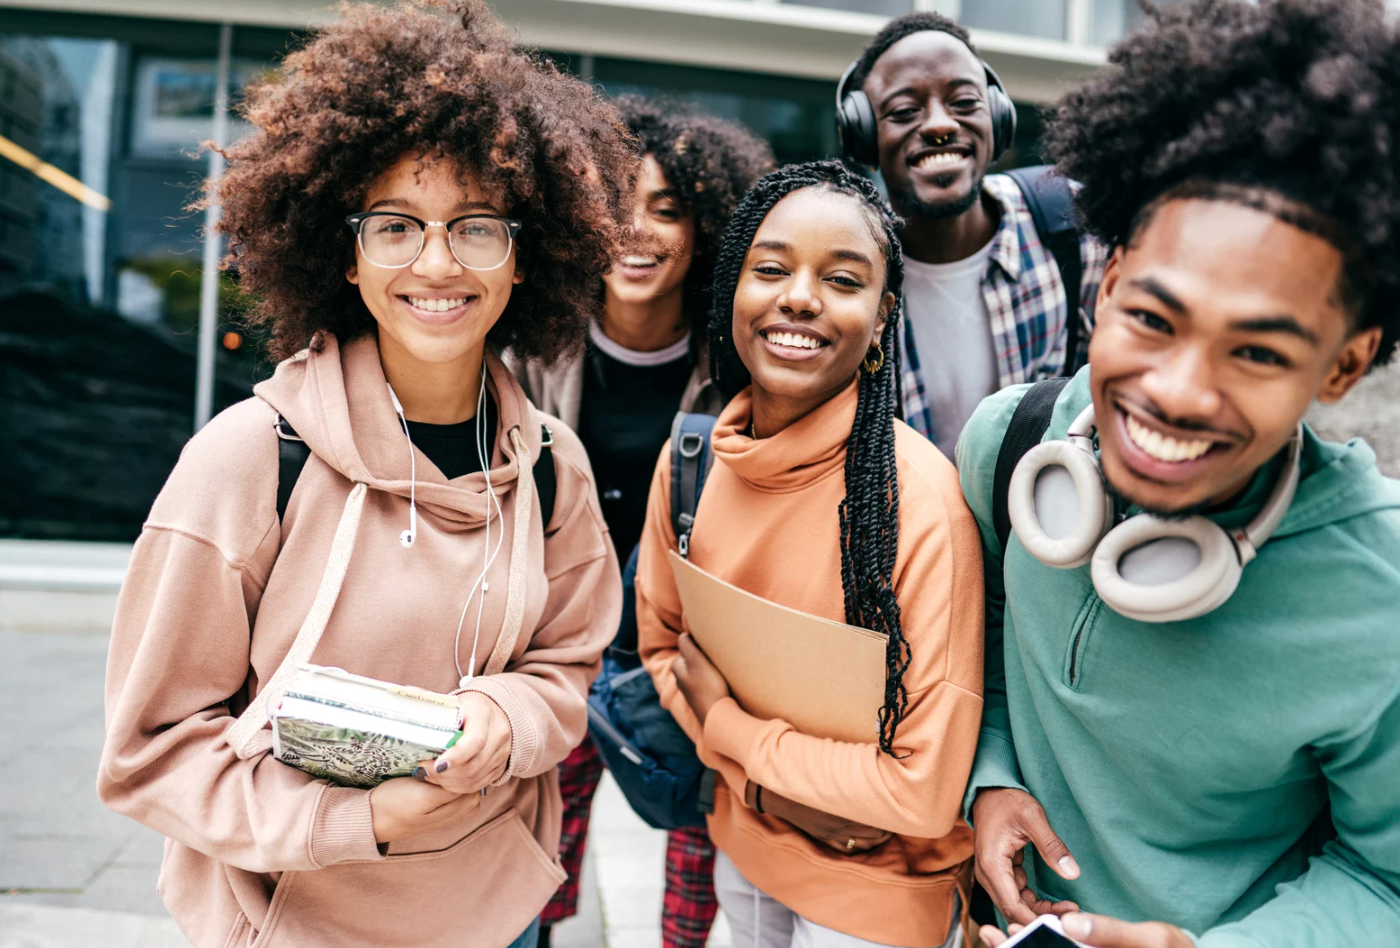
[543,740,718,948]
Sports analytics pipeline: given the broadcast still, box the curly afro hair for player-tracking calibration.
[1045,0,1400,368]
[848,12,974,93]
[612,95,774,319]
[213,0,634,363]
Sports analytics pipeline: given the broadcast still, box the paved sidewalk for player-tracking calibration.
[0,627,727,948]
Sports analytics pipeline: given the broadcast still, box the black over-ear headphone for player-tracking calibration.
[836,51,1017,168]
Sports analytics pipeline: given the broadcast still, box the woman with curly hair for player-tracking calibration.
[636,161,985,948]
[511,94,772,948]
[96,3,632,947]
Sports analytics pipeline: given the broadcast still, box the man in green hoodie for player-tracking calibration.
[956,2,1400,946]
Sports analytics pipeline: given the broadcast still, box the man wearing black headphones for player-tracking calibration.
[838,13,1107,460]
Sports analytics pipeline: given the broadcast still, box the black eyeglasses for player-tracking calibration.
[345,211,523,271]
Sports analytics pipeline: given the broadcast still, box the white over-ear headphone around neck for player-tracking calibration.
[1006,405,1302,623]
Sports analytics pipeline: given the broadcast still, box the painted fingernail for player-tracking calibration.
[1058,856,1080,878]
[435,759,451,774]
[1062,914,1092,939]
[413,767,428,781]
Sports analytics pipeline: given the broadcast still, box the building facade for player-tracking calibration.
[0,0,1137,546]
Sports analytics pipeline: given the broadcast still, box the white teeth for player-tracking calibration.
[621,255,658,267]
[916,152,964,169]
[764,331,821,350]
[1125,414,1213,463]
[407,296,467,312]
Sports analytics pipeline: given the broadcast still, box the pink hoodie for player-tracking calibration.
[98,335,621,948]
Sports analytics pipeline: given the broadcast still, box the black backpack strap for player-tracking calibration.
[1006,166,1084,376]
[669,412,718,558]
[991,378,1071,553]
[274,414,312,523]
[535,424,557,532]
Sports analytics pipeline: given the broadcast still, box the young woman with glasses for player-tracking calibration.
[96,3,631,947]
[635,161,985,948]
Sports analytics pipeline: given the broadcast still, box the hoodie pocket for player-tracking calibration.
[252,807,565,948]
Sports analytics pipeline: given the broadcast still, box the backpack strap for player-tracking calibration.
[669,412,718,558]
[991,378,1071,554]
[535,424,557,532]
[274,414,312,523]
[1006,166,1084,377]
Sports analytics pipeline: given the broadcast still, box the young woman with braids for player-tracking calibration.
[635,160,984,948]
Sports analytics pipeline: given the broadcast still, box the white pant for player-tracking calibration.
[713,851,963,948]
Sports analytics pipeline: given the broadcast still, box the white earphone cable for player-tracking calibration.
[453,359,505,688]
[387,384,417,549]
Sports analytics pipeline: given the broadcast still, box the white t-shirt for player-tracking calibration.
[901,240,999,460]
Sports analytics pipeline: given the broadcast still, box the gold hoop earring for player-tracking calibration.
[861,343,884,374]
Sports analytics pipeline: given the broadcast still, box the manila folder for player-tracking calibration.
[667,550,886,745]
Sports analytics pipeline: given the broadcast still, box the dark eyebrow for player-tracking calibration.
[1228,317,1321,347]
[831,248,875,267]
[752,239,791,253]
[650,188,679,201]
[365,198,496,214]
[944,78,981,95]
[1129,276,1187,314]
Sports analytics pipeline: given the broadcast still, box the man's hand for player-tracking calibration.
[750,782,891,853]
[421,692,511,794]
[972,787,1081,925]
[368,776,481,844]
[673,633,730,726]
[979,914,1193,948]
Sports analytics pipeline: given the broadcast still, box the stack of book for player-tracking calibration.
[270,665,464,789]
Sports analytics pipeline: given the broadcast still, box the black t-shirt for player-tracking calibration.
[577,345,694,559]
[403,394,496,480]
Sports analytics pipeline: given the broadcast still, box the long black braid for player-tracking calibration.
[707,160,911,756]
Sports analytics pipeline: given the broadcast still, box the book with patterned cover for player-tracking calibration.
[270,665,464,789]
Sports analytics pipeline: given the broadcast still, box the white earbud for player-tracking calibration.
[1007,404,1302,622]
[387,383,417,549]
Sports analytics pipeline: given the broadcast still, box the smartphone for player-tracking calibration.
[998,915,1088,948]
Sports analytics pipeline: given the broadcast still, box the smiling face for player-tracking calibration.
[346,152,522,371]
[604,154,696,307]
[731,187,896,417]
[1090,198,1381,515]
[863,30,995,221]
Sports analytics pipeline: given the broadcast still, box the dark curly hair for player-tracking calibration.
[707,160,912,756]
[849,12,975,93]
[212,0,634,363]
[613,95,774,320]
[1045,0,1400,368]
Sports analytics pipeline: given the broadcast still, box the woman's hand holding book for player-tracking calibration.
[368,777,482,844]
[419,693,513,794]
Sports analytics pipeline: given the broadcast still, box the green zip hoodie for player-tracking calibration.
[956,367,1400,946]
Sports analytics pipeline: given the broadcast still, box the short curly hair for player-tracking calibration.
[849,12,975,93]
[1045,0,1400,368]
[214,0,634,363]
[613,95,774,319]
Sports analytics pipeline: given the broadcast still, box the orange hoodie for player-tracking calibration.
[636,381,984,948]
[97,336,621,948]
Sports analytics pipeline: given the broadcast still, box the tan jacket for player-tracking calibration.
[97,336,621,948]
[505,336,723,430]
[637,381,984,948]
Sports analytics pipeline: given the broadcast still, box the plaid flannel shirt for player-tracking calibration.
[899,173,1109,445]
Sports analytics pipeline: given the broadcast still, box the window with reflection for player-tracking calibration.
[0,12,293,541]
[961,0,1067,40]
